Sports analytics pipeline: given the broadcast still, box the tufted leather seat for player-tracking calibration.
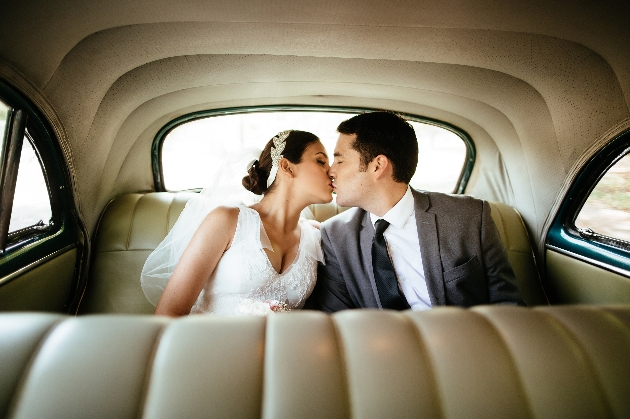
[78,192,546,314]
[2,305,630,418]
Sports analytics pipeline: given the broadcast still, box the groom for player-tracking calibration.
[306,111,525,311]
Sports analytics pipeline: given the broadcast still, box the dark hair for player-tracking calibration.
[337,111,418,183]
[242,130,320,195]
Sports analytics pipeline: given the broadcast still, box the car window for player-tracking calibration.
[0,101,8,160]
[0,81,77,262]
[575,153,630,242]
[9,133,52,232]
[545,131,630,278]
[160,111,469,193]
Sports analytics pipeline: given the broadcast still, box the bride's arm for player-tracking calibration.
[154,206,239,317]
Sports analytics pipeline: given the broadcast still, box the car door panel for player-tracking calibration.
[546,250,630,304]
[0,247,76,311]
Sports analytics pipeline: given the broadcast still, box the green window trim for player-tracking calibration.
[547,129,630,277]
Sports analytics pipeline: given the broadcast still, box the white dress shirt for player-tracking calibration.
[370,187,432,310]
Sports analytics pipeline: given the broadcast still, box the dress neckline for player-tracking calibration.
[243,204,304,276]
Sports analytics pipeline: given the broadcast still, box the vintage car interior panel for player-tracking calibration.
[1,0,629,416]
[546,250,630,304]
[0,80,82,313]
[0,248,76,311]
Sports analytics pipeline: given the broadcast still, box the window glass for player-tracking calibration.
[162,111,467,193]
[9,135,52,232]
[0,100,8,164]
[575,153,630,241]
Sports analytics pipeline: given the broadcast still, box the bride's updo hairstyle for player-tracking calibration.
[242,130,320,195]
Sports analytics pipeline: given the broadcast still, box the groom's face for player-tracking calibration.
[330,133,370,207]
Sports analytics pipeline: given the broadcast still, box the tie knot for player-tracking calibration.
[374,219,390,236]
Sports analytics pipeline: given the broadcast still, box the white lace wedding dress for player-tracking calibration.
[141,201,323,315]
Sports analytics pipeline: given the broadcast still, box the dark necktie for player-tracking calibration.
[372,219,410,310]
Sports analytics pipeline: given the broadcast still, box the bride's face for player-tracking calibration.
[294,141,333,204]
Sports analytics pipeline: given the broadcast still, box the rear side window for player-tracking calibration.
[157,110,472,193]
[0,85,62,255]
[0,102,8,158]
[9,134,52,232]
[575,153,630,243]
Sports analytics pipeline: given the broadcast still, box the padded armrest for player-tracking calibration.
[2,306,629,418]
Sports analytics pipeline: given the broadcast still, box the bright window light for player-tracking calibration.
[162,111,467,194]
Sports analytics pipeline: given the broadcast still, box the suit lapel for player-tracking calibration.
[359,211,383,308]
[412,189,446,306]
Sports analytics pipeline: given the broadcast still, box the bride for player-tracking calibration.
[141,130,333,316]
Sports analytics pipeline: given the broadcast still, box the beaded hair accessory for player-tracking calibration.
[266,130,290,188]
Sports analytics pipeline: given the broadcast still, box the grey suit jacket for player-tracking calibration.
[305,188,525,311]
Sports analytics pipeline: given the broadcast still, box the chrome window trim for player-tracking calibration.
[546,244,630,278]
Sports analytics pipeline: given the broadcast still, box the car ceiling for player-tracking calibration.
[0,0,629,249]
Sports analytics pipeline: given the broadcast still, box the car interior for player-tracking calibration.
[1,0,629,418]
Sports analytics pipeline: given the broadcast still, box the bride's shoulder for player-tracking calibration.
[209,204,241,216]
[202,205,240,226]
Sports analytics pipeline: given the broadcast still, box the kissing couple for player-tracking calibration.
[141,111,524,316]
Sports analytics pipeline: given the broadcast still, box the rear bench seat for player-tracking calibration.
[2,306,630,418]
[78,192,547,314]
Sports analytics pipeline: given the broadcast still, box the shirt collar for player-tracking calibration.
[370,186,414,229]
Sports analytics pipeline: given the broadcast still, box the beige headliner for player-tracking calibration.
[1,0,629,252]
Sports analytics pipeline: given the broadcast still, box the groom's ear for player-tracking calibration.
[371,155,391,179]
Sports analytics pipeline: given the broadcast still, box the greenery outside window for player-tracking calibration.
[546,129,630,278]
[575,153,630,247]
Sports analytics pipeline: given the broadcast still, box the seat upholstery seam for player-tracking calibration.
[3,317,67,419]
[95,248,156,254]
[515,211,549,304]
[75,195,122,313]
[534,308,616,418]
[259,316,269,419]
[330,315,353,419]
[470,310,535,419]
[91,196,118,253]
[508,249,539,256]
[493,202,549,305]
[125,195,142,251]
[492,204,510,249]
[135,320,170,419]
[512,207,551,305]
[165,193,175,237]
[402,313,445,419]
[599,307,630,331]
